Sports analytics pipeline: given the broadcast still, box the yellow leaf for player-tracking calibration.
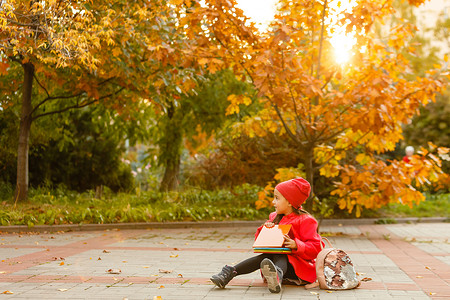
[198,58,209,65]
[112,48,121,57]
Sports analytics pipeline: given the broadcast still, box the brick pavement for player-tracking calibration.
[0,222,448,299]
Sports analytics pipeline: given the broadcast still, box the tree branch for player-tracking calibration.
[316,0,327,80]
[32,87,125,120]
[33,74,50,98]
[272,103,303,146]
[30,91,86,116]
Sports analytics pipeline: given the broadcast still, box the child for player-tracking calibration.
[210,178,322,293]
[403,146,414,163]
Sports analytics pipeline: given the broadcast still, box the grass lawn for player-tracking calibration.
[0,184,448,226]
[0,185,272,226]
[380,193,450,219]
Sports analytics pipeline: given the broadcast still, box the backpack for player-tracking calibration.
[308,237,360,290]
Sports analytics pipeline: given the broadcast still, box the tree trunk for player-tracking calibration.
[15,62,35,202]
[159,103,183,192]
[303,147,314,212]
[160,153,181,192]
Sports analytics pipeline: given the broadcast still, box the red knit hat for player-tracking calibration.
[275,177,311,209]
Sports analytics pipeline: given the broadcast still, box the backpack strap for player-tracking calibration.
[320,237,333,249]
[304,281,319,289]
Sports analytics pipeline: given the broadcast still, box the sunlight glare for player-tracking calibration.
[236,0,278,30]
[328,0,358,65]
[236,0,359,64]
[329,32,356,65]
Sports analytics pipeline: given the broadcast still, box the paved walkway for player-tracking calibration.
[0,223,448,299]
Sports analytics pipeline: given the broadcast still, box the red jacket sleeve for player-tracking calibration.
[290,215,322,260]
[255,212,277,239]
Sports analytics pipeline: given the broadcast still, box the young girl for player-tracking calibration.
[210,178,322,293]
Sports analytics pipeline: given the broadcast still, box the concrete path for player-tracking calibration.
[0,222,448,299]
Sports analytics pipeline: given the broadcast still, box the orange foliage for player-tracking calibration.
[182,0,448,213]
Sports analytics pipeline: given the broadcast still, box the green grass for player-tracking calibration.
[0,184,272,226]
[0,183,448,227]
[379,193,450,218]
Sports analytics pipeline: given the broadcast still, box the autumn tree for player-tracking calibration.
[152,70,252,191]
[183,0,449,214]
[0,0,204,200]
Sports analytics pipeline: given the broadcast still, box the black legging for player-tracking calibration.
[234,254,297,279]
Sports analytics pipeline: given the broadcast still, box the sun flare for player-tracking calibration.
[236,0,359,64]
[328,1,358,65]
[329,32,357,65]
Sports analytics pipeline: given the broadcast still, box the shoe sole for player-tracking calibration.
[260,259,281,293]
[210,276,225,289]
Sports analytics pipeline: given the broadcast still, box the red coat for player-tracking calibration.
[255,212,322,283]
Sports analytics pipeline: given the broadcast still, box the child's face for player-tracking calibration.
[273,189,293,215]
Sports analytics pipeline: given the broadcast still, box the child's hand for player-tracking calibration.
[283,234,297,249]
[264,221,275,228]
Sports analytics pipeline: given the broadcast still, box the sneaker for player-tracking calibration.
[210,265,236,288]
[260,258,282,293]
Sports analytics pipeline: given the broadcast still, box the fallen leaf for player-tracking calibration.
[310,291,319,295]
[326,291,333,293]
[151,274,159,277]
[158,285,165,289]
[122,261,127,263]
[361,277,372,282]
[177,274,183,278]
[0,271,6,274]
[356,272,366,276]
[169,255,178,258]
[106,269,121,274]
[2,291,13,294]
[58,288,68,292]
[52,257,65,261]
[103,250,111,253]
[142,266,150,268]
[425,266,431,270]
[59,262,65,266]
[416,276,423,278]
[153,296,162,300]
[98,257,102,260]
[185,243,189,245]
[159,242,164,244]
[159,269,172,274]
[429,292,436,295]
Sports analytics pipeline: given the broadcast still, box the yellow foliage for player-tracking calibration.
[256,164,305,209]
[225,94,252,116]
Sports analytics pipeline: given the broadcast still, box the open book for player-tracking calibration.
[253,224,293,254]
